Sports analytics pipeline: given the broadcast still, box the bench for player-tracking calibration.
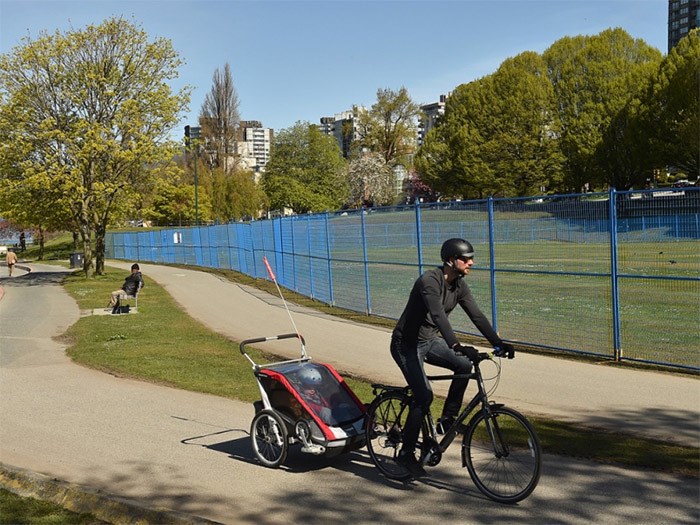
[112,281,143,314]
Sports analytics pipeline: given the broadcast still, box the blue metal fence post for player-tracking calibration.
[415,201,424,276]
[487,196,498,332]
[608,188,622,361]
[360,208,372,314]
[290,217,297,292]
[324,212,335,306]
[307,214,315,299]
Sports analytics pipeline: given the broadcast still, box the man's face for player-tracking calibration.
[453,256,474,276]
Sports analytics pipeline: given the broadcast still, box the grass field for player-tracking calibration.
[304,238,699,368]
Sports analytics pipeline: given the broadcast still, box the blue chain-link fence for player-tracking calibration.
[107,188,700,370]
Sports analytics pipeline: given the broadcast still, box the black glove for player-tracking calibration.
[494,342,515,359]
[454,344,480,362]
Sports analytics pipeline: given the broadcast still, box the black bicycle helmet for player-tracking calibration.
[440,238,475,262]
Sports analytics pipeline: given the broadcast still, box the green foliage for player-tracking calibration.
[262,122,348,213]
[0,17,191,274]
[417,28,668,197]
[355,87,420,167]
[146,175,212,226]
[486,52,565,196]
[201,165,268,221]
[636,29,699,178]
[417,52,564,199]
[543,28,662,190]
[415,77,499,199]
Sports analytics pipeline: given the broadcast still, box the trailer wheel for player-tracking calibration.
[251,409,288,468]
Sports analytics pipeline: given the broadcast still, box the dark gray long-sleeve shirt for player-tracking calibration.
[392,266,502,348]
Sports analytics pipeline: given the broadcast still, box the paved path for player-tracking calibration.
[0,262,698,524]
[114,261,700,448]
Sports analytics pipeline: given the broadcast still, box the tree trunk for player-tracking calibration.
[95,223,106,275]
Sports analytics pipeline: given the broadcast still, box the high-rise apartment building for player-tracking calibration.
[668,0,699,51]
[319,109,364,158]
[237,120,273,175]
[418,94,447,146]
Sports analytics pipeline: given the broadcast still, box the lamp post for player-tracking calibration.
[185,125,202,225]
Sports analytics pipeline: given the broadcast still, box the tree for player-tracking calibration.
[355,87,420,167]
[204,164,268,221]
[634,29,699,178]
[345,152,395,207]
[199,62,240,173]
[0,17,190,275]
[146,176,212,226]
[261,122,347,213]
[543,28,662,190]
[415,77,498,199]
[479,52,564,196]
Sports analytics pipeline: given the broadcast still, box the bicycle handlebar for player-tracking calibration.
[453,346,494,363]
[239,332,305,355]
[455,345,511,361]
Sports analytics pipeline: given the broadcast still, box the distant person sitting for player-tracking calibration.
[107,263,144,310]
[5,248,18,277]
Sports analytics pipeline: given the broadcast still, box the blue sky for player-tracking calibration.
[1,0,668,135]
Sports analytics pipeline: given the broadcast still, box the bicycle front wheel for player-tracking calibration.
[365,390,414,481]
[462,406,541,503]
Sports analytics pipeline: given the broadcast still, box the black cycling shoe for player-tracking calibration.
[396,451,427,478]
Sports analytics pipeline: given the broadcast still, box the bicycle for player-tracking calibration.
[365,348,542,503]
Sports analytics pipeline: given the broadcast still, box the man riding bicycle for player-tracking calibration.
[390,238,515,478]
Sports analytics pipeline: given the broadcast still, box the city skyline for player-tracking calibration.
[1,0,668,134]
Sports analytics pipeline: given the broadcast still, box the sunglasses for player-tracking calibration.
[457,256,474,263]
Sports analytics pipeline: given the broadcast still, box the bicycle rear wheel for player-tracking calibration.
[365,390,414,481]
[462,406,541,503]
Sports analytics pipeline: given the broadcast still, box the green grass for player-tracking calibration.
[0,489,101,524]
[19,232,78,262]
[57,263,699,479]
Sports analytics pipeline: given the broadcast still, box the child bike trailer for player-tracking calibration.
[240,333,366,468]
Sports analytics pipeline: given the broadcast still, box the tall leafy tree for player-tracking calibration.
[355,87,420,167]
[0,17,190,274]
[480,52,564,196]
[204,165,267,221]
[262,122,347,213]
[543,28,662,190]
[415,77,498,199]
[146,175,212,226]
[199,62,240,172]
[634,29,699,178]
[417,53,563,199]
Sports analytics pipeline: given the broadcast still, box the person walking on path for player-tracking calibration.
[390,238,515,478]
[107,263,144,309]
[5,248,18,277]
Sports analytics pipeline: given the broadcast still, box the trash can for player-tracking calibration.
[70,252,83,269]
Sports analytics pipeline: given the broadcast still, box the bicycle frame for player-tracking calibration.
[426,367,490,448]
